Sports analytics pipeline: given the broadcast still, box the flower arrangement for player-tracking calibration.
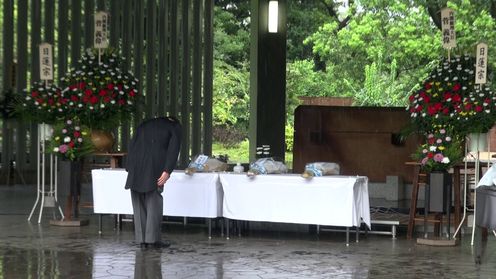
[49,118,93,161]
[59,48,140,129]
[407,54,496,135]
[17,81,65,124]
[412,127,464,172]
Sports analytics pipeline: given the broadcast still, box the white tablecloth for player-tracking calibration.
[219,174,370,228]
[91,169,222,218]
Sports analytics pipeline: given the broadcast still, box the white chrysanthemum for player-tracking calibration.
[53,147,59,152]
[66,119,72,125]
[64,136,71,143]
[429,146,437,151]
[77,138,83,143]
[442,157,450,164]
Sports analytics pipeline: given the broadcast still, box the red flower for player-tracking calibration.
[78,82,86,89]
[118,99,125,105]
[129,89,136,97]
[427,105,437,115]
[106,83,114,90]
[427,152,434,158]
[103,96,111,103]
[475,105,483,112]
[425,83,432,90]
[452,83,461,91]
[74,131,81,137]
[84,89,93,97]
[69,141,75,148]
[31,91,39,98]
[90,96,99,104]
[99,89,107,97]
[423,95,430,103]
[71,95,79,102]
[452,94,461,102]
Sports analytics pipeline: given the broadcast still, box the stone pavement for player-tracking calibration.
[1,184,496,279]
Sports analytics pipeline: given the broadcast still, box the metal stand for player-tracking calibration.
[28,123,64,223]
[453,133,490,244]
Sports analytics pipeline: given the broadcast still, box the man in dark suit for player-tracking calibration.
[125,116,181,248]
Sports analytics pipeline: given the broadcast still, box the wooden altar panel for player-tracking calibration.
[293,106,420,183]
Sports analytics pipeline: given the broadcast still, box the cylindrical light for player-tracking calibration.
[268,1,278,33]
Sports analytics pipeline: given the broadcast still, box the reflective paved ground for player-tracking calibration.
[1,184,496,279]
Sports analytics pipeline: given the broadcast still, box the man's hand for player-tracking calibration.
[157,171,170,186]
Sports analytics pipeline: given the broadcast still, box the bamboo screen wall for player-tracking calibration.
[0,0,214,175]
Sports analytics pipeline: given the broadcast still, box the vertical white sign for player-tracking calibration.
[94,11,109,49]
[39,43,53,80]
[441,8,456,49]
[476,43,488,84]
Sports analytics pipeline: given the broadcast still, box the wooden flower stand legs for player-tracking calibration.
[406,163,461,241]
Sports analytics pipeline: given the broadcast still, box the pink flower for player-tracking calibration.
[433,153,444,162]
[59,144,69,153]
[421,157,429,165]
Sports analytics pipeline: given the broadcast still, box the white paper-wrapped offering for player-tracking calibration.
[185,154,228,175]
[247,158,288,177]
[302,162,340,178]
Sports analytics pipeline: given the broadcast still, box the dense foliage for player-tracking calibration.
[212,0,496,163]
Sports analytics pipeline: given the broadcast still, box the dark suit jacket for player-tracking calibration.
[125,117,181,192]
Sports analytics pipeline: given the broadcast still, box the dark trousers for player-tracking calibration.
[130,189,163,244]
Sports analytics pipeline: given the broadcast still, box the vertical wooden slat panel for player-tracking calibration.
[2,0,14,90]
[58,0,69,78]
[157,0,169,116]
[44,0,54,44]
[133,0,145,124]
[110,0,121,48]
[2,0,215,175]
[203,0,214,156]
[191,0,201,155]
[97,0,105,11]
[120,0,133,151]
[1,0,14,170]
[170,0,178,117]
[16,0,30,169]
[83,0,94,49]
[71,0,82,67]
[145,0,156,118]
[180,0,190,166]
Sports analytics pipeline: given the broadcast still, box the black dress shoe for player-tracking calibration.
[152,240,171,248]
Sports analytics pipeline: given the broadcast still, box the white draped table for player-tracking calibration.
[219,173,370,244]
[91,169,223,235]
[91,170,371,243]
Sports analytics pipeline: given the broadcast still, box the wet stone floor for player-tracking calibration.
[1,184,496,278]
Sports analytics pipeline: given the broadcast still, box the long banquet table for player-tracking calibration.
[91,170,370,243]
[219,173,370,243]
[91,169,223,235]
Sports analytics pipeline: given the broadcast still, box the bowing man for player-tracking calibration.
[125,116,181,248]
